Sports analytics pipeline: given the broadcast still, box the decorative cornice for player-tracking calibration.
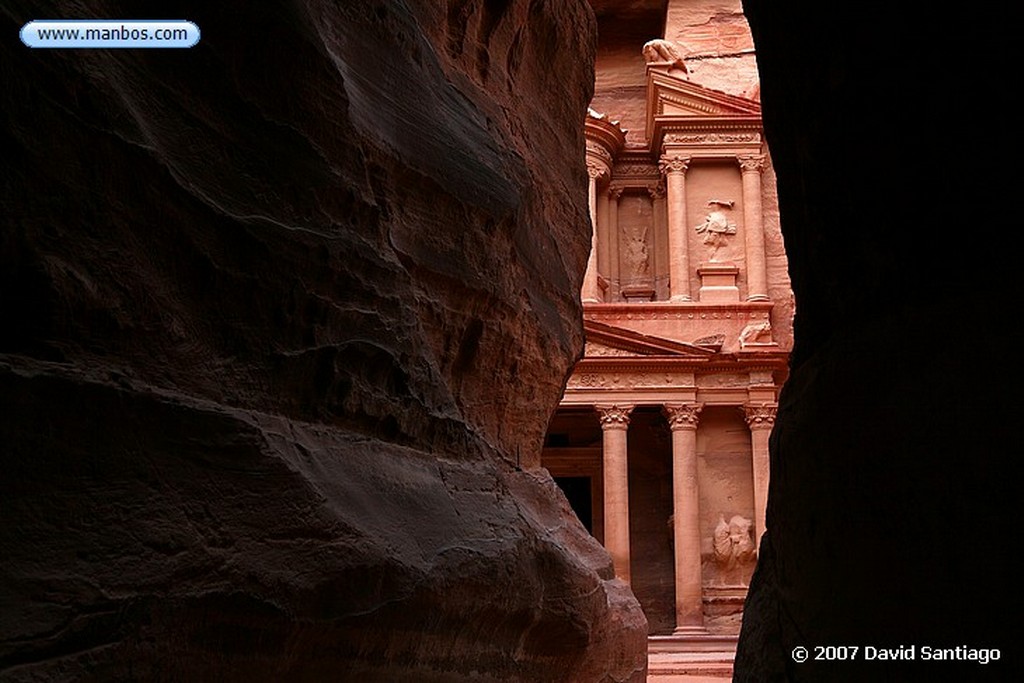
[744,403,778,429]
[664,403,703,430]
[596,404,634,428]
[659,154,691,175]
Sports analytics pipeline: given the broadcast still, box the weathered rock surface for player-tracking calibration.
[736,1,1021,681]
[1,1,647,680]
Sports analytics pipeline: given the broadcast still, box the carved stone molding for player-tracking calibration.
[664,132,762,145]
[658,154,690,175]
[596,404,634,428]
[663,403,703,430]
[744,403,777,429]
[585,140,614,164]
[613,163,660,179]
[738,155,766,173]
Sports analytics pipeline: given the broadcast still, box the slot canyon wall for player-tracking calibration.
[736,1,1021,681]
[1,1,648,681]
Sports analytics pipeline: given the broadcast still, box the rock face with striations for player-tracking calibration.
[735,1,1021,681]
[1,1,647,680]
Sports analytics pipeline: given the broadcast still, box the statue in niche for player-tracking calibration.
[713,514,756,570]
[695,199,737,262]
[642,39,689,75]
[623,224,650,279]
[739,320,772,347]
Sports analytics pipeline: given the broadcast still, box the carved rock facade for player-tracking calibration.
[545,2,792,675]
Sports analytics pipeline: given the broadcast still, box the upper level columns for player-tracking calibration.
[744,402,777,546]
[582,161,608,303]
[664,402,705,634]
[659,154,693,301]
[597,403,634,583]
[739,155,769,301]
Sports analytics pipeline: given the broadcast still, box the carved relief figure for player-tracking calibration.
[713,514,756,570]
[695,200,737,261]
[739,320,772,347]
[642,39,688,74]
[624,225,650,278]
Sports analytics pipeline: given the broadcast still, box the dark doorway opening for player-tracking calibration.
[554,476,593,534]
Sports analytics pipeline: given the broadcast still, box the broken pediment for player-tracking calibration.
[584,320,717,358]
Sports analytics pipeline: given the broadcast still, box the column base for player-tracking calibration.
[669,294,692,302]
[746,294,770,302]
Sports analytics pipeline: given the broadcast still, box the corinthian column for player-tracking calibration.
[744,403,777,545]
[582,162,607,303]
[739,155,769,301]
[659,154,692,301]
[597,404,634,583]
[664,402,705,634]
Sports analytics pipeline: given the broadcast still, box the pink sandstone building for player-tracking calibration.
[543,0,793,674]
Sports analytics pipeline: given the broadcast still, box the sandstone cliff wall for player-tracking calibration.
[1,1,647,680]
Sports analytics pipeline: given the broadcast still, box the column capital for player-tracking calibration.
[659,154,691,176]
[587,160,609,181]
[608,186,625,201]
[596,404,634,428]
[744,403,778,429]
[663,403,703,430]
[646,181,666,200]
[738,154,766,173]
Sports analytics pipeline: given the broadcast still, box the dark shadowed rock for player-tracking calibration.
[1,1,647,680]
[736,1,1021,680]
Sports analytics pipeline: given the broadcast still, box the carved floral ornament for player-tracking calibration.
[585,140,614,164]
[596,404,634,427]
[738,155,766,173]
[586,160,608,181]
[663,403,703,430]
[658,154,690,175]
[744,403,778,428]
[568,372,691,389]
[613,163,660,179]
[663,132,762,145]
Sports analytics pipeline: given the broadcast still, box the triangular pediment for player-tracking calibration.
[583,320,718,358]
[647,69,761,119]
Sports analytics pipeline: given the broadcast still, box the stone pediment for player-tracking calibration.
[584,320,717,358]
[645,68,762,151]
[647,69,760,119]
